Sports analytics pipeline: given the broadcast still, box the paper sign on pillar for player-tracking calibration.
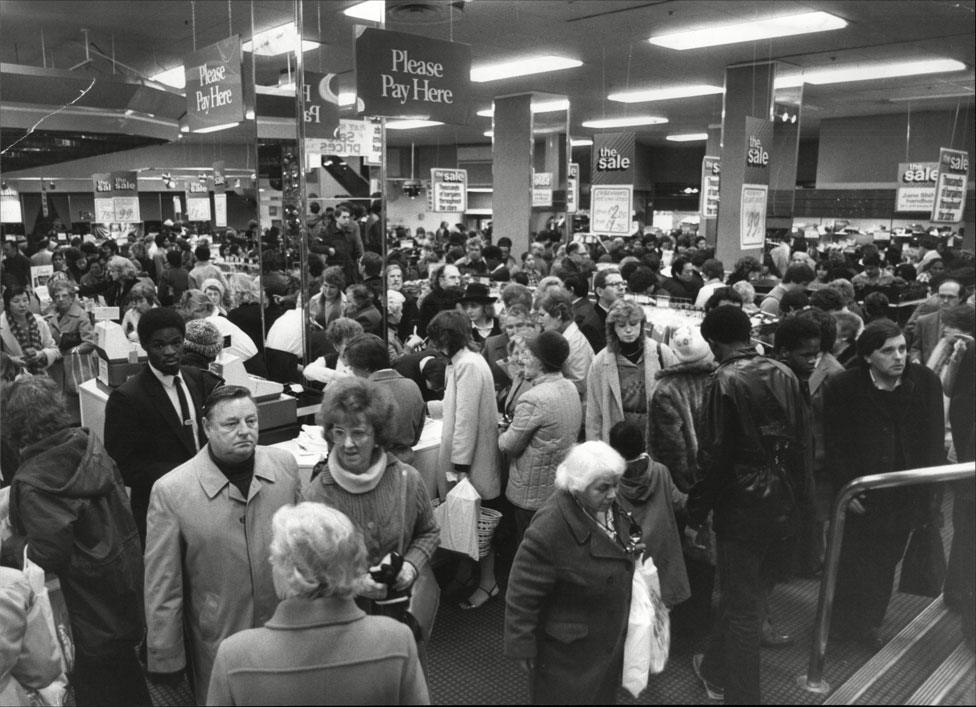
[590,133,636,237]
[739,117,772,250]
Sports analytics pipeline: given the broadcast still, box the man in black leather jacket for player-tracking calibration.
[687,306,809,705]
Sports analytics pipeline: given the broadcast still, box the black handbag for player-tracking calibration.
[899,523,946,597]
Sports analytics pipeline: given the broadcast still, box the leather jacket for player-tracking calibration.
[687,348,811,541]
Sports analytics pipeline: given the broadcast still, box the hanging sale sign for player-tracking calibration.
[592,133,635,185]
[532,172,553,208]
[430,168,467,213]
[354,27,472,124]
[700,156,720,220]
[185,180,212,222]
[184,36,244,133]
[591,185,633,236]
[305,119,383,165]
[301,72,341,139]
[895,161,939,212]
[91,171,141,223]
[931,148,968,223]
[567,162,579,214]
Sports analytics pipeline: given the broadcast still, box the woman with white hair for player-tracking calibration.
[206,503,429,706]
[504,441,643,705]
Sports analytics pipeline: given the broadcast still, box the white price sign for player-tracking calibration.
[213,193,227,227]
[186,197,212,222]
[94,197,116,224]
[590,185,633,236]
[739,184,767,249]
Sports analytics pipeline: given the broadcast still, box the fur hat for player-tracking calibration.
[183,319,223,359]
[526,330,570,372]
[670,325,712,365]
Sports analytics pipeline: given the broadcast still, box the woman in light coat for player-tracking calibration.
[499,330,581,543]
[428,310,502,610]
[585,300,678,452]
[207,503,429,706]
[0,286,59,375]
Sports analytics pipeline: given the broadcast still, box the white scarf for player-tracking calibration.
[328,447,388,494]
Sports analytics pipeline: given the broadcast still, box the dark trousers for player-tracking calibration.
[512,505,537,548]
[700,534,793,705]
[72,646,151,707]
[944,485,975,642]
[832,512,911,634]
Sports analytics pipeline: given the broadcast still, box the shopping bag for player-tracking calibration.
[622,556,671,698]
[432,478,481,560]
[65,350,97,394]
[21,549,71,706]
[899,523,946,598]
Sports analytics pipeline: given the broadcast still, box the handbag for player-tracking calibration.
[899,523,946,597]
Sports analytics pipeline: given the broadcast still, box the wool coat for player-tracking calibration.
[505,490,636,704]
[648,359,717,492]
[585,337,679,449]
[499,373,582,510]
[206,597,429,706]
[438,347,501,500]
[144,445,300,700]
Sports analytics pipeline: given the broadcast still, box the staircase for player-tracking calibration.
[825,597,975,705]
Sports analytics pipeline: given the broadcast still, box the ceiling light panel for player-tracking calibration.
[477,98,570,117]
[608,84,723,103]
[471,56,582,83]
[666,133,709,142]
[581,116,668,129]
[804,58,967,85]
[649,11,846,50]
[386,120,444,130]
[150,66,185,90]
[344,1,385,24]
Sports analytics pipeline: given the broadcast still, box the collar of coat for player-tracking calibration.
[195,446,279,500]
[555,490,633,561]
[265,596,366,630]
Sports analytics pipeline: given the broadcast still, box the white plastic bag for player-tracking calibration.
[622,556,671,698]
[432,478,481,560]
[21,549,71,706]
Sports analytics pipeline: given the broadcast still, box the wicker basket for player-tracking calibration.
[476,507,503,559]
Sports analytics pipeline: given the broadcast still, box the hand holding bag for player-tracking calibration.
[432,478,481,560]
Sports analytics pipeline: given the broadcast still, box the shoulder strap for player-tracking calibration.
[398,465,408,556]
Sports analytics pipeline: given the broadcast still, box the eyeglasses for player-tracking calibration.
[331,426,371,443]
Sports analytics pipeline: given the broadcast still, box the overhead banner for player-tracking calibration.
[355,27,472,124]
[430,168,467,212]
[305,119,383,166]
[895,161,939,212]
[302,71,341,139]
[184,35,244,133]
[567,162,579,214]
[532,171,553,208]
[592,132,635,186]
[931,148,968,223]
[700,155,720,220]
[92,171,141,223]
[590,185,633,236]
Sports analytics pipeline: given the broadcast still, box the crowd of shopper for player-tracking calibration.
[0,215,973,706]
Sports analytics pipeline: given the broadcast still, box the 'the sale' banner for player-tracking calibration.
[931,148,969,223]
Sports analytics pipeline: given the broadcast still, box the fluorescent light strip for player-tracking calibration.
[150,66,185,90]
[386,120,443,130]
[343,1,385,23]
[608,84,723,103]
[193,122,240,134]
[889,90,975,103]
[581,116,668,129]
[775,58,967,89]
[243,23,319,56]
[477,98,570,117]
[649,10,846,50]
[571,138,593,147]
[667,132,709,142]
[471,56,582,83]
[338,92,357,107]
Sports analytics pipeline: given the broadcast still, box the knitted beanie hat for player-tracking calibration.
[183,319,223,359]
[670,325,712,365]
[526,330,570,372]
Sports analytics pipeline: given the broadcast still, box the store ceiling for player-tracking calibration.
[0,0,973,173]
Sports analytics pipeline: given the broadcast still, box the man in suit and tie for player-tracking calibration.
[105,307,222,545]
[909,278,963,367]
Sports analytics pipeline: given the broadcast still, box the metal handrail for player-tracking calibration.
[798,461,976,694]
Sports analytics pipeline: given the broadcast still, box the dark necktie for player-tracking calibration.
[173,375,198,451]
